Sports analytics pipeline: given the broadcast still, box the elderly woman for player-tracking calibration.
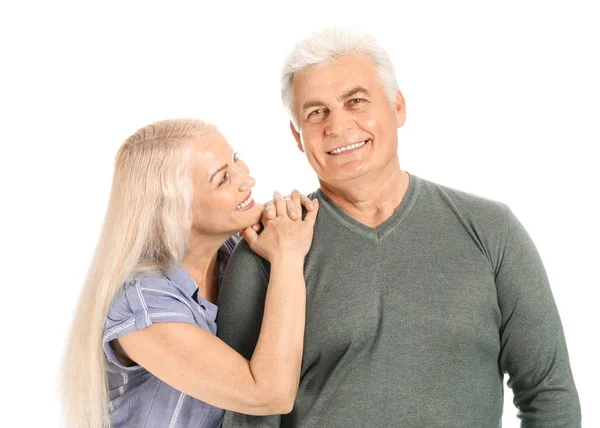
[60,119,318,428]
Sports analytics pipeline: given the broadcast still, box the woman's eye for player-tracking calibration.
[219,172,230,186]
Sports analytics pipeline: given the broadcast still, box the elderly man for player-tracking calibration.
[217,28,580,427]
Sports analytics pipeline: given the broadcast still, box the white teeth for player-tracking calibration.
[235,196,253,210]
[329,140,368,155]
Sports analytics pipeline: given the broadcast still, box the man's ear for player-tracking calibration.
[290,121,304,153]
[394,90,407,128]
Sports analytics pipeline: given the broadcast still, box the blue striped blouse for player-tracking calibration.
[102,237,239,427]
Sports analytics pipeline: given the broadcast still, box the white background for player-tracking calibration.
[1,1,598,426]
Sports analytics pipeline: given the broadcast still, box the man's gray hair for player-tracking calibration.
[281,27,399,130]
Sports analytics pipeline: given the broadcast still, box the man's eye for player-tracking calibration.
[349,98,364,105]
[219,172,230,186]
[309,108,325,117]
[233,152,239,162]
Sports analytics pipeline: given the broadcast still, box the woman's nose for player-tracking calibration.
[238,171,256,192]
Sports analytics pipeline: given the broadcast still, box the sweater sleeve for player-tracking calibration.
[216,239,281,427]
[495,207,580,427]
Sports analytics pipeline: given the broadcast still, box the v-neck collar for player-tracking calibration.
[315,173,421,243]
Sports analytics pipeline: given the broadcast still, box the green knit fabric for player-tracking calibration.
[217,174,580,427]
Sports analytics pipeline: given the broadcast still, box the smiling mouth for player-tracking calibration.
[327,139,370,155]
[235,193,254,211]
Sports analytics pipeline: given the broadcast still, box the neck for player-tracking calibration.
[319,159,409,228]
[182,230,229,304]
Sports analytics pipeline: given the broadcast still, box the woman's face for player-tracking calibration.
[189,131,261,236]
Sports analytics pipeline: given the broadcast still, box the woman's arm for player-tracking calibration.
[115,191,318,415]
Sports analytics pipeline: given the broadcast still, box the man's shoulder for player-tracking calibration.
[415,175,518,260]
[229,237,258,259]
[227,236,270,275]
[307,188,320,200]
[417,175,511,219]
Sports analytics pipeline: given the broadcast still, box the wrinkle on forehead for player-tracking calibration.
[293,54,381,108]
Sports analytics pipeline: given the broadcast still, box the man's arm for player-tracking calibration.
[217,239,281,427]
[496,207,580,427]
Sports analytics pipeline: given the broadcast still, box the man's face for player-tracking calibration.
[290,54,405,185]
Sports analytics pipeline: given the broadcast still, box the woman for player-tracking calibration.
[59,119,319,428]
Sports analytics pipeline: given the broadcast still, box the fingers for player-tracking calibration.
[300,192,315,211]
[262,201,276,220]
[283,190,310,221]
[264,190,313,220]
[242,226,259,246]
[302,199,319,226]
[243,223,262,235]
[291,189,302,218]
[285,195,298,220]
[273,191,286,217]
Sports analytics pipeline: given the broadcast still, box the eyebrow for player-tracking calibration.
[342,86,370,100]
[210,164,228,182]
[301,86,371,115]
[301,100,326,115]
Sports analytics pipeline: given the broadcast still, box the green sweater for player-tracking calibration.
[217,174,580,427]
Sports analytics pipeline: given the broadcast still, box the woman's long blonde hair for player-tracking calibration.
[59,119,216,428]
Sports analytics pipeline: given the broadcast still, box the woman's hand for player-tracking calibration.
[242,190,319,262]
[242,190,316,235]
[262,189,315,221]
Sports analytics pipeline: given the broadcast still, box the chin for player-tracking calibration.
[234,205,262,228]
[325,167,370,183]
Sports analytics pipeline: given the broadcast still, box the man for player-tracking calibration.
[217,27,580,427]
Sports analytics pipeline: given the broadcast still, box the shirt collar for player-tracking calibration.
[164,235,240,298]
[164,264,199,298]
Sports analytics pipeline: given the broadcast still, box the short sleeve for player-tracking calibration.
[102,276,198,370]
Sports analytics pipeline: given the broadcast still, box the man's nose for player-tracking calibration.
[324,109,352,136]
